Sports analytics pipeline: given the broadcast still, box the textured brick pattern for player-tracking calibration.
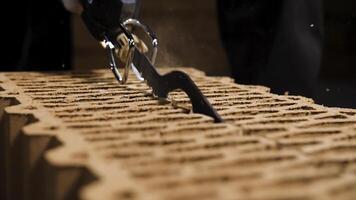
[1,68,356,200]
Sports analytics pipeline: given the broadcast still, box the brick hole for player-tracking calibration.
[106,151,154,160]
[211,101,251,107]
[237,92,263,96]
[106,139,194,149]
[263,98,287,103]
[245,85,269,90]
[176,119,214,126]
[66,124,108,129]
[315,115,348,120]
[152,185,218,200]
[16,83,46,87]
[209,89,250,94]
[55,113,93,119]
[245,102,296,109]
[115,190,137,200]
[213,96,258,102]
[124,116,202,125]
[167,145,206,153]
[23,106,37,110]
[245,118,307,125]
[160,138,196,146]
[85,134,129,142]
[6,92,20,95]
[161,153,223,164]
[44,126,59,130]
[286,96,305,100]
[223,116,254,122]
[327,179,356,198]
[198,84,228,88]
[311,144,356,156]
[204,94,229,98]
[207,107,227,112]
[333,133,356,142]
[124,94,152,100]
[68,74,100,78]
[32,96,66,100]
[285,130,341,138]
[56,91,96,95]
[340,111,356,116]
[86,86,120,90]
[188,172,261,185]
[102,99,153,105]
[287,106,317,111]
[73,79,116,84]
[204,132,236,138]
[264,163,344,186]
[131,168,180,179]
[23,85,82,90]
[243,128,287,136]
[299,121,356,129]
[71,152,88,160]
[224,110,279,116]
[214,97,251,104]
[160,125,228,136]
[103,113,147,119]
[137,101,174,107]
[23,89,57,93]
[70,97,114,103]
[55,105,128,113]
[41,100,66,104]
[43,104,77,108]
[132,106,173,113]
[276,139,322,148]
[49,79,76,83]
[117,158,164,168]
[265,111,325,118]
[63,114,146,123]
[210,154,297,169]
[169,140,259,153]
[82,125,166,135]
[159,110,191,115]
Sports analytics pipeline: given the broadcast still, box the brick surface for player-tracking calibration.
[1,68,356,200]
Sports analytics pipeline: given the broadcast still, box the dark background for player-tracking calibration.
[72,0,231,76]
[72,0,356,108]
[0,0,354,108]
[316,0,356,108]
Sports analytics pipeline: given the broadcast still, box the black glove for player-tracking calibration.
[79,0,140,41]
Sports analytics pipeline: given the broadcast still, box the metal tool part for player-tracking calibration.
[110,20,223,122]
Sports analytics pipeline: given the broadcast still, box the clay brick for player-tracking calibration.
[1,68,356,200]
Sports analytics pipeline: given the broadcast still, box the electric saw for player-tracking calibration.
[79,0,223,122]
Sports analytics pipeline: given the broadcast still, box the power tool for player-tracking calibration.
[79,0,223,122]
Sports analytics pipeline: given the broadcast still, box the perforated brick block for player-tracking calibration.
[1,68,356,200]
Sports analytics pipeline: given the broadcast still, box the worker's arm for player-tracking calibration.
[62,0,83,13]
[62,0,140,41]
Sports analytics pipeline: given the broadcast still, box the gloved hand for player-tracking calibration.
[62,0,83,14]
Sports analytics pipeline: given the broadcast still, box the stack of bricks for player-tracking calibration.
[1,68,356,200]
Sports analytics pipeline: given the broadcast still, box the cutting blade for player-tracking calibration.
[131,49,223,123]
